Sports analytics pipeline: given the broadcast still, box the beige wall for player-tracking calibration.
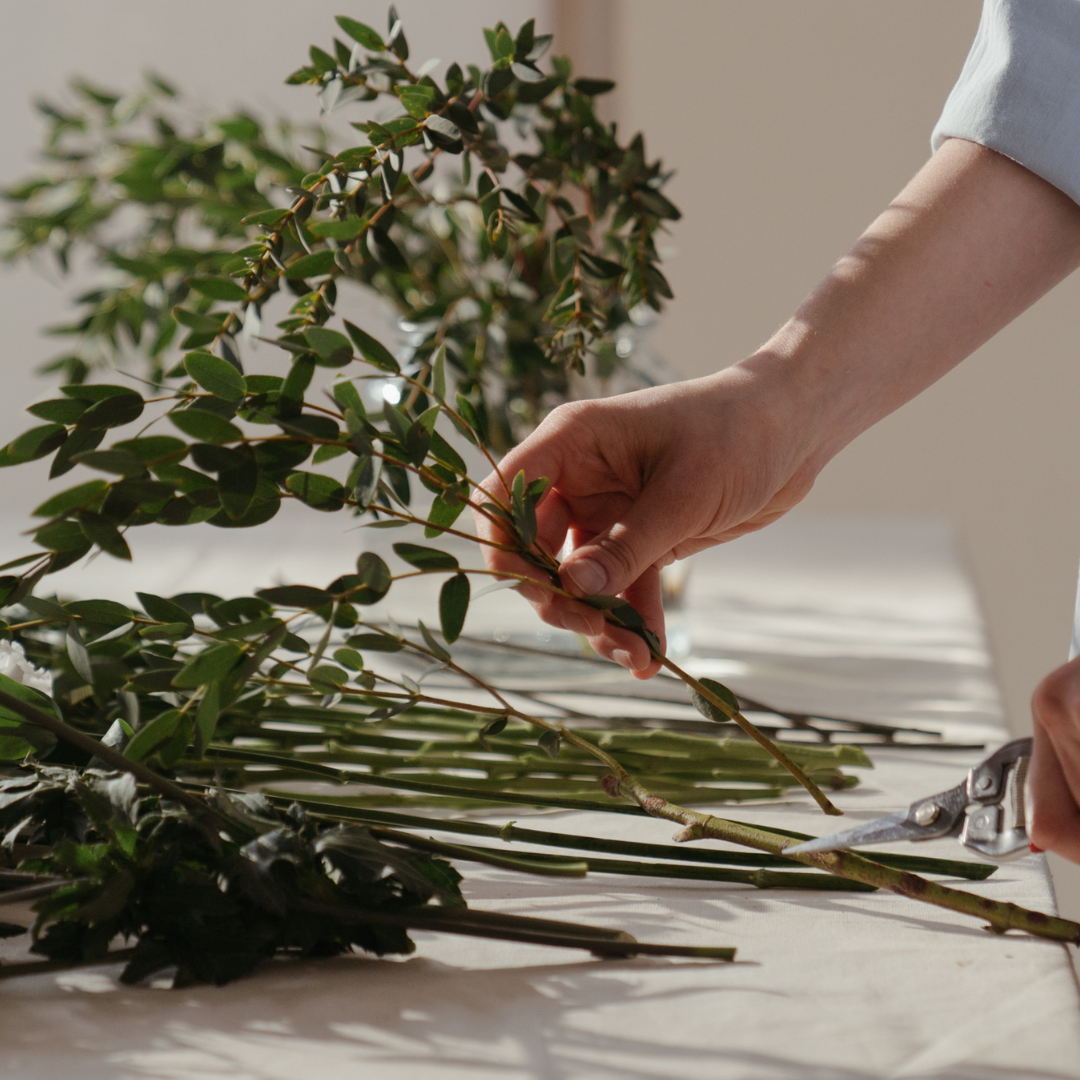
[599,0,1080,740]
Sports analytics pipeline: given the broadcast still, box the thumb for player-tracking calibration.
[559,485,690,599]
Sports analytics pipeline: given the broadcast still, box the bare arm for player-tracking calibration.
[479,138,1080,674]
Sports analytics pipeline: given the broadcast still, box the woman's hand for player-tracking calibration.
[477,140,1080,679]
[1029,657,1080,862]
[475,361,823,676]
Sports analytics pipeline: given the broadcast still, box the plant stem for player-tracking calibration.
[655,654,842,816]
[262,795,997,880]
[609,772,1080,944]
[0,688,211,820]
[375,827,875,891]
[293,900,736,960]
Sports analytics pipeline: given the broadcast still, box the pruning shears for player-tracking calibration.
[785,738,1033,862]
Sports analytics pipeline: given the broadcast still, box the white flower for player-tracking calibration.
[0,641,53,696]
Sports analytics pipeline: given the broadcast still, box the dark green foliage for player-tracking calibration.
[3,11,680,450]
[3,767,460,987]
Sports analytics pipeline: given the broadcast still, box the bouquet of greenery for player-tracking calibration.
[0,10,1072,989]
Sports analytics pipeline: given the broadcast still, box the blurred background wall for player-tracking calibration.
[4,1,1080,910]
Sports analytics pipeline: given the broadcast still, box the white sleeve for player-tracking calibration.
[932,0,1080,206]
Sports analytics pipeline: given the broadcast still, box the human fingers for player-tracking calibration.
[1029,660,1080,862]
[474,473,607,636]
[569,562,666,678]
[558,469,697,602]
[1028,719,1080,862]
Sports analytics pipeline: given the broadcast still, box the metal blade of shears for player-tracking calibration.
[785,780,970,856]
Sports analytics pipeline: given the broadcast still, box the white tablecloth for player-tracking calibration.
[1,515,1078,1079]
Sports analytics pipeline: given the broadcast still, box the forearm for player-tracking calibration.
[740,138,1080,473]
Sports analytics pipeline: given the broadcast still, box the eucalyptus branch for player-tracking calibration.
[608,773,1080,944]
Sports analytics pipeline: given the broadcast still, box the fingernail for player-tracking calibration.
[612,649,634,670]
[565,558,607,596]
[561,613,593,635]
[1030,843,1045,853]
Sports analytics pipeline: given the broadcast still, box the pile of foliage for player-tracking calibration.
[0,10,1071,988]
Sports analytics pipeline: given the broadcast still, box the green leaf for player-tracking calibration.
[35,520,92,554]
[66,621,93,684]
[431,343,447,401]
[578,251,624,280]
[405,406,438,465]
[493,26,515,59]
[308,219,364,240]
[188,277,247,302]
[137,592,194,628]
[27,398,90,425]
[688,678,738,724]
[510,468,537,547]
[257,584,334,608]
[184,351,245,402]
[366,228,408,271]
[387,7,408,60]
[336,15,384,50]
[309,664,348,690]
[393,542,458,572]
[285,250,336,278]
[75,393,144,431]
[0,672,58,760]
[439,573,470,643]
[218,458,258,519]
[171,643,243,689]
[77,512,131,560]
[19,596,67,620]
[583,594,646,630]
[309,45,337,75]
[478,714,508,751]
[333,647,364,670]
[168,409,243,444]
[425,491,466,538]
[193,683,220,756]
[332,380,366,418]
[114,436,188,466]
[573,78,616,96]
[429,430,466,475]
[124,709,184,762]
[64,598,132,626]
[343,321,399,373]
[352,551,392,604]
[510,61,544,83]
[397,84,435,118]
[241,208,289,227]
[210,616,283,641]
[303,327,353,366]
[60,384,134,402]
[634,188,681,221]
[417,619,451,661]
[315,445,348,462]
[347,453,382,510]
[286,471,346,512]
[206,488,279,529]
[0,424,66,467]
[70,449,147,477]
[346,631,401,652]
[514,18,535,60]
[33,480,108,518]
[538,729,562,759]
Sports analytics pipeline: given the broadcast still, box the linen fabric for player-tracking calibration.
[932,0,1080,208]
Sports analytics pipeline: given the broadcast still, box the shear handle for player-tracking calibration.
[965,737,1033,805]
